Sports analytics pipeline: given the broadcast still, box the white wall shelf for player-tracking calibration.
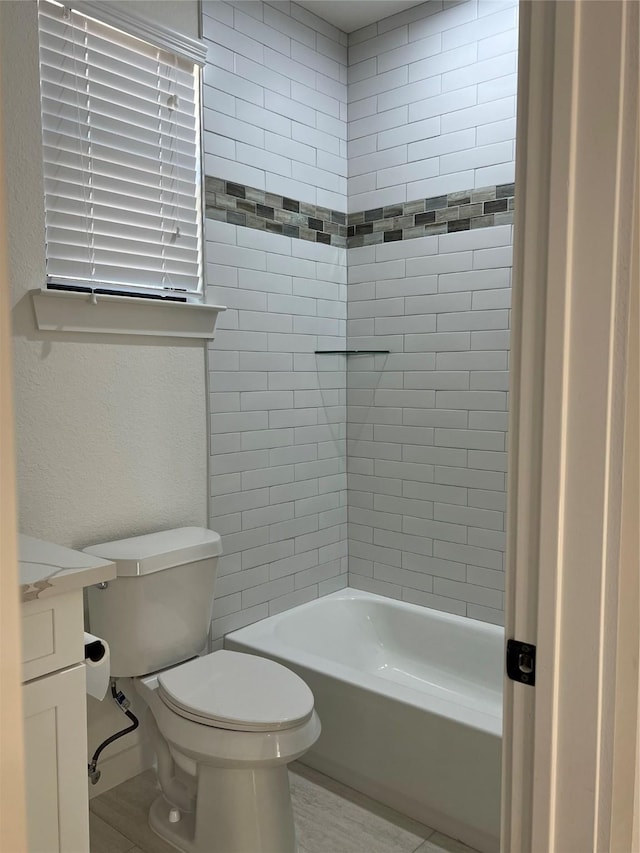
[31,288,226,340]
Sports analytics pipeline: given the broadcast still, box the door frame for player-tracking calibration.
[0,8,27,849]
[502,1,639,851]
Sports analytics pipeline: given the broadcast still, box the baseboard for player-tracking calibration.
[88,738,155,799]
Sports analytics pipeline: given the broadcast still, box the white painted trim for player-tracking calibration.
[501,1,557,844]
[66,0,208,65]
[503,1,639,850]
[610,115,639,853]
[31,288,226,340]
[0,12,27,845]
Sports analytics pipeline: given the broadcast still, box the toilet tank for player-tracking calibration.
[85,527,222,677]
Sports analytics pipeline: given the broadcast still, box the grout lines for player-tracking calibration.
[205,174,515,250]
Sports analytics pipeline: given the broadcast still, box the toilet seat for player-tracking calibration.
[157,650,314,732]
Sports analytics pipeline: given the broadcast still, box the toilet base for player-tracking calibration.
[149,796,195,852]
[149,764,298,853]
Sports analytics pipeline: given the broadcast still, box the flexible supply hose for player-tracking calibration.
[87,681,139,785]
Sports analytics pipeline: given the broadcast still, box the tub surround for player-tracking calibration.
[347,183,515,246]
[344,0,516,623]
[201,0,516,631]
[346,224,511,624]
[203,0,349,642]
[206,173,515,249]
[346,0,518,214]
[205,176,349,247]
[227,589,502,853]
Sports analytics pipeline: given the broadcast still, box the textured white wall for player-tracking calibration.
[2,1,207,551]
[1,0,205,794]
[347,0,518,212]
[109,0,199,37]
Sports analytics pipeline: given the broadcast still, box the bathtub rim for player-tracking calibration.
[225,588,504,738]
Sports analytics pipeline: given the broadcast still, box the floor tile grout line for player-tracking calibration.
[411,825,437,853]
[89,806,142,853]
[90,765,479,853]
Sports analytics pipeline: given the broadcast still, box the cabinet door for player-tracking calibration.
[23,664,90,853]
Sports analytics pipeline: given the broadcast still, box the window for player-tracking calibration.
[37,0,205,300]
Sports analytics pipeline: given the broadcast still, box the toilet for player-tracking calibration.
[85,527,320,853]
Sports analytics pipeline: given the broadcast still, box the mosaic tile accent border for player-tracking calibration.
[347,184,515,248]
[205,176,348,248]
[205,175,515,250]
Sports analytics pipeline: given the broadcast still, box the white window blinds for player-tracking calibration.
[38,0,203,296]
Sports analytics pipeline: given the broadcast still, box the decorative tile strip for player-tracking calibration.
[204,175,514,250]
[347,184,515,248]
[205,176,348,248]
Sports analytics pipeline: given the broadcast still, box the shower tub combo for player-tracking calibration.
[226,589,503,853]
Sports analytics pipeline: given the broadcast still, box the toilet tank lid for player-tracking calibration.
[83,527,222,577]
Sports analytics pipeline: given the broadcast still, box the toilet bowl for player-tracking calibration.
[135,651,321,853]
[85,528,320,853]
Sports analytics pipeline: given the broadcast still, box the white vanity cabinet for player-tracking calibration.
[19,537,115,853]
[23,664,89,852]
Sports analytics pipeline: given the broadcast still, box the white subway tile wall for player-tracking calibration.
[347,0,519,213]
[207,219,348,642]
[203,1,349,642]
[347,225,511,626]
[345,0,517,628]
[204,0,516,636]
[202,0,348,211]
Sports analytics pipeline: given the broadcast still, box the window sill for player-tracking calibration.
[31,288,226,340]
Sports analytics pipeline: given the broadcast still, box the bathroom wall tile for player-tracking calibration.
[318,574,349,595]
[211,603,270,639]
[434,502,503,531]
[202,0,516,629]
[401,587,466,617]
[208,214,346,641]
[242,576,295,608]
[468,527,506,551]
[466,603,505,626]
[433,540,503,571]
[294,559,343,590]
[472,286,511,312]
[433,577,502,609]
[269,585,318,615]
[349,574,403,600]
[467,564,505,590]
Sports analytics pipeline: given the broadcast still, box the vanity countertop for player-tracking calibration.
[19,534,116,602]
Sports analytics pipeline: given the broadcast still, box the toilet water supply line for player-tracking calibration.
[87,681,139,785]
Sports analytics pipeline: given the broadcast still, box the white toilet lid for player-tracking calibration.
[157,650,314,732]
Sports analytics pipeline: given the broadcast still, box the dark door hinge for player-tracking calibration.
[506,639,536,686]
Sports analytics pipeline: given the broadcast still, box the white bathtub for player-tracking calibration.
[226,589,503,853]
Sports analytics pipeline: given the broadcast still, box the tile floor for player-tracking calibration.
[90,763,480,853]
